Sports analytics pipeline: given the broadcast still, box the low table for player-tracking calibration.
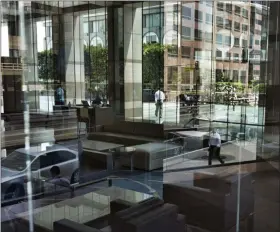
[173,130,209,151]
[82,140,123,152]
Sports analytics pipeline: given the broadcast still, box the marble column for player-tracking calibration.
[24,17,40,111]
[123,3,143,120]
[63,13,85,105]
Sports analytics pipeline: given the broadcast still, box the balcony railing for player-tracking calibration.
[1,62,24,70]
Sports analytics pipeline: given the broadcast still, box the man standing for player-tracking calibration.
[55,85,65,105]
[154,88,165,118]
[208,129,224,165]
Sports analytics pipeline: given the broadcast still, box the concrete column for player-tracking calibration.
[63,13,85,105]
[24,19,39,110]
[123,3,143,120]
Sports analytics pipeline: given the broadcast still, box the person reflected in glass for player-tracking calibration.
[55,85,65,105]
[49,166,70,187]
[154,88,165,118]
[208,128,225,165]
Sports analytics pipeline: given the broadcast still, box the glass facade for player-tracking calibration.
[1,1,269,132]
[1,1,279,232]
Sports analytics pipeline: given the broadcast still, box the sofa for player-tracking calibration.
[163,172,254,232]
[53,197,185,232]
[88,121,164,146]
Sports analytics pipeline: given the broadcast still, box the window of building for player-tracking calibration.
[195,29,203,40]
[181,68,191,84]
[226,3,232,12]
[46,26,52,37]
[225,19,232,29]
[216,50,222,58]
[234,37,239,47]
[206,1,213,7]
[205,32,212,41]
[84,22,89,34]
[152,14,161,27]
[144,34,158,43]
[182,46,191,58]
[194,48,202,60]
[206,13,212,24]
[255,40,260,45]
[216,16,224,28]
[8,21,19,36]
[242,9,248,18]
[143,13,162,28]
[255,29,261,35]
[217,34,223,44]
[168,66,178,84]
[253,70,260,76]
[224,36,231,46]
[242,24,248,32]
[233,70,239,81]
[182,26,191,39]
[235,6,241,15]
[217,2,224,10]
[225,52,231,61]
[168,45,178,56]
[205,50,212,60]
[234,22,240,31]
[195,10,203,22]
[242,39,248,47]
[250,35,254,47]
[256,19,262,25]
[240,71,247,83]
[182,6,192,19]
[9,49,20,58]
[91,20,106,33]
[233,53,239,62]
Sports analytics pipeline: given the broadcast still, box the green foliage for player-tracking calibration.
[253,83,266,93]
[84,45,108,92]
[215,81,245,92]
[143,43,166,89]
[37,50,57,82]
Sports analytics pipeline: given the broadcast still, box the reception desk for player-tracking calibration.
[76,107,115,132]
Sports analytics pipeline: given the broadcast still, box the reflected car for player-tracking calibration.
[1,145,79,200]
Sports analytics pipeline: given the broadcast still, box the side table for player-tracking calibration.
[120,147,136,171]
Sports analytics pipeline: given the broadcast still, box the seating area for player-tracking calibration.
[88,121,165,146]
[163,170,255,232]
[53,197,185,232]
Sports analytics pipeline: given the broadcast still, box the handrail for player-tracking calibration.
[108,176,159,197]
[1,63,25,70]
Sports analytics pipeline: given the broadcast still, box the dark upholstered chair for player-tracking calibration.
[53,197,185,232]
[163,173,254,232]
[54,219,101,232]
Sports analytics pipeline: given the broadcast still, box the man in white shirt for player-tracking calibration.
[208,129,224,165]
[154,88,165,118]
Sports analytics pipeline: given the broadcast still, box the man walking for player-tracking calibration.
[154,88,165,118]
[208,128,224,165]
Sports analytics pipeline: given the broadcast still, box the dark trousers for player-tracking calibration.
[208,145,224,165]
[55,101,65,105]
[155,101,163,118]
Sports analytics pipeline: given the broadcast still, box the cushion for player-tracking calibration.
[134,122,164,138]
[53,219,101,232]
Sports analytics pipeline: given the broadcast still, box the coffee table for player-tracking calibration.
[82,140,123,152]
[17,186,153,231]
